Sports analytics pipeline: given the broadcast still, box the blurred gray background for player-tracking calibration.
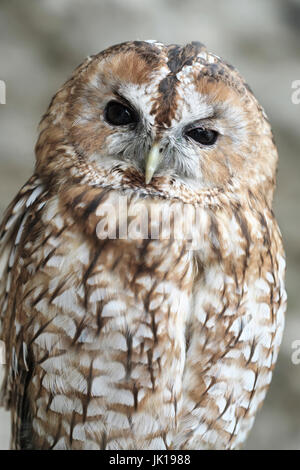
[0,0,299,450]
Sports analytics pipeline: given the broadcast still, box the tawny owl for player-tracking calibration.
[0,40,286,450]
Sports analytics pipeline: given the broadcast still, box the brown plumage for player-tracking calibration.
[0,40,286,449]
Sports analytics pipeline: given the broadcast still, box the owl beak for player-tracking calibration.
[145,143,161,184]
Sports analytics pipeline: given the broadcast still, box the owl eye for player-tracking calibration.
[185,127,218,146]
[104,101,138,126]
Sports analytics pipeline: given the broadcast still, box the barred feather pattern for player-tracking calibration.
[0,40,286,449]
[0,177,285,449]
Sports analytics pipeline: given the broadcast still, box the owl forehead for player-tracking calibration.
[86,41,245,128]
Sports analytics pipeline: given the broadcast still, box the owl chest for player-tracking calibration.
[20,196,284,449]
[24,230,195,444]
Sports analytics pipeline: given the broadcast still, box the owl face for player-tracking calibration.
[37,41,277,200]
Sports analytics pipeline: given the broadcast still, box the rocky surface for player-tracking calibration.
[0,0,299,450]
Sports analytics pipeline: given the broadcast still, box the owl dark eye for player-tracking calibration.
[104,101,138,126]
[185,127,218,146]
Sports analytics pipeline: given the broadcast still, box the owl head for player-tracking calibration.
[35,40,277,205]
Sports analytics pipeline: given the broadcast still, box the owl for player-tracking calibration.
[0,40,286,450]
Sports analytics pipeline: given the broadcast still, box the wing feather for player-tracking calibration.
[0,175,47,410]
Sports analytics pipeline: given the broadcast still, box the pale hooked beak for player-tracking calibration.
[145,143,161,184]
